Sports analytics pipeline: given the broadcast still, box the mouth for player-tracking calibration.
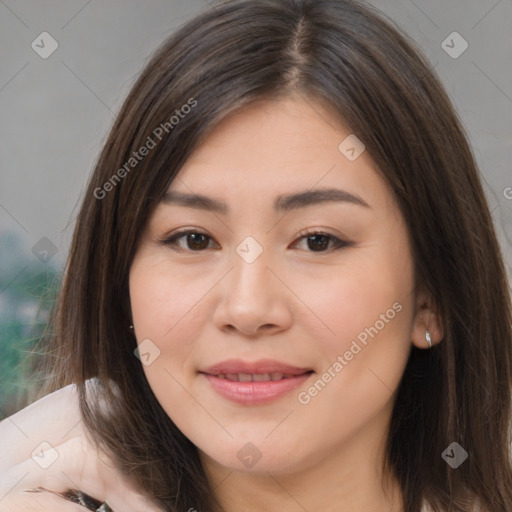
[199,359,314,405]
[205,372,311,381]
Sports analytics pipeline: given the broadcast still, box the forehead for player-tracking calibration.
[167,96,391,212]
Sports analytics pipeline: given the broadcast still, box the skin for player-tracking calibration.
[129,94,443,512]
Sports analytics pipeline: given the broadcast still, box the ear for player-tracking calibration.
[411,290,444,349]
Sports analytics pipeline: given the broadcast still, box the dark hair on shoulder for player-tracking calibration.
[37,0,512,511]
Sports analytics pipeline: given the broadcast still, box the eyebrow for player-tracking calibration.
[161,187,370,214]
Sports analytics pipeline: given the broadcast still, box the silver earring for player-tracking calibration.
[425,330,432,348]
[129,324,134,330]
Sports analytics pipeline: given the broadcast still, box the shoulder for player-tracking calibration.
[0,379,99,472]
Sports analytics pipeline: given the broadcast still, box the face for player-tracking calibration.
[129,95,422,477]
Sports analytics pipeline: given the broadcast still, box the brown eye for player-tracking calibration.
[306,234,330,252]
[184,232,210,250]
[293,230,350,253]
[161,230,217,251]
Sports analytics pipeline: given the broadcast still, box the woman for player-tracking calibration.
[1,0,511,510]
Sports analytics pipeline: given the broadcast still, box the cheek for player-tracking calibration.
[128,258,208,416]
[289,268,414,453]
[128,259,195,392]
[300,251,413,348]
[299,242,415,397]
[129,257,210,340]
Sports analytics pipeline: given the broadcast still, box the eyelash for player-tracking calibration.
[158,228,351,253]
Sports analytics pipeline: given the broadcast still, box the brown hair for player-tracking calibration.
[37,0,512,510]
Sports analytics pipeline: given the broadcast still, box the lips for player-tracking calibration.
[201,358,313,377]
[200,359,314,405]
[213,372,297,382]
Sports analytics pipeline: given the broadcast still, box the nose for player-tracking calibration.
[212,249,293,337]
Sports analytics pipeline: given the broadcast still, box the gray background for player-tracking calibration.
[1,0,511,277]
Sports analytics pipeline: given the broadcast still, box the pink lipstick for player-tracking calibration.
[200,359,314,405]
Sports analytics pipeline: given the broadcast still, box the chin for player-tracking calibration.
[196,434,322,476]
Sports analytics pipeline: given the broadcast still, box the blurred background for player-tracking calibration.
[1,0,511,417]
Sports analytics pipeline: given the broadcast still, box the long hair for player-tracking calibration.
[37,0,512,510]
